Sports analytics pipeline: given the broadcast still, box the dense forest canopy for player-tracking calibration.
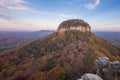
[0,30,120,80]
[58,19,90,29]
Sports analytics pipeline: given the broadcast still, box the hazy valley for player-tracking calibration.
[0,30,54,52]
[1,30,120,53]
[95,32,120,47]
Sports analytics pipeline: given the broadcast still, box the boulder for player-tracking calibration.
[77,79,83,80]
[79,73,103,80]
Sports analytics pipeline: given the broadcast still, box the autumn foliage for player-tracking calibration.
[0,30,120,80]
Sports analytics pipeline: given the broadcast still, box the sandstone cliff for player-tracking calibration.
[57,19,91,32]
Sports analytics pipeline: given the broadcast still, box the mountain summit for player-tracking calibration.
[57,19,91,32]
[0,19,120,80]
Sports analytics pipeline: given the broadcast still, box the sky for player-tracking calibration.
[0,0,120,31]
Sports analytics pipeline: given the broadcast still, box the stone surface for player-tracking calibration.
[80,73,103,80]
[77,79,83,80]
[57,19,91,32]
[96,57,120,80]
[95,57,109,66]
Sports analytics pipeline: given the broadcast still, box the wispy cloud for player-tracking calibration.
[0,0,78,30]
[0,0,30,11]
[33,10,54,16]
[0,12,13,20]
[65,0,100,9]
[0,0,32,21]
[59,14,76,18]
[85,0,100,9]
[32,10,77,18]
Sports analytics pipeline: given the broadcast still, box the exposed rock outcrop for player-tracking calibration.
[78,73,103,80]
[57,19,91,32]
[96,57,120,80]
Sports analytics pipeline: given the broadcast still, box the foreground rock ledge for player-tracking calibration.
[78,73,103,80]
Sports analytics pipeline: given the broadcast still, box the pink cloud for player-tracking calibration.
[0,0,30,11]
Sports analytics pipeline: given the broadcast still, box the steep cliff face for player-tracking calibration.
[57,19,91,32]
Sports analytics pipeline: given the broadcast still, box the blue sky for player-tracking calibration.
[0,0,120,31]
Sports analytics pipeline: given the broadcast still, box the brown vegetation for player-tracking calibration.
[0,31,120,80]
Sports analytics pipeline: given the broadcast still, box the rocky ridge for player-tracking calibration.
[57,19,91,32]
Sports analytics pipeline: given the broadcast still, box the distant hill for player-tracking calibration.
[0,30,120,80]
[0,30,54,53]
[94,31,120,47]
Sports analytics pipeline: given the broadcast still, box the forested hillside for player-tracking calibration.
[0,30,54,53]
[0,31,120,80]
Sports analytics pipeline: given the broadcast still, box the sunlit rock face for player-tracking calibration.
[78,73,103,80]
[57,19,91,32]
